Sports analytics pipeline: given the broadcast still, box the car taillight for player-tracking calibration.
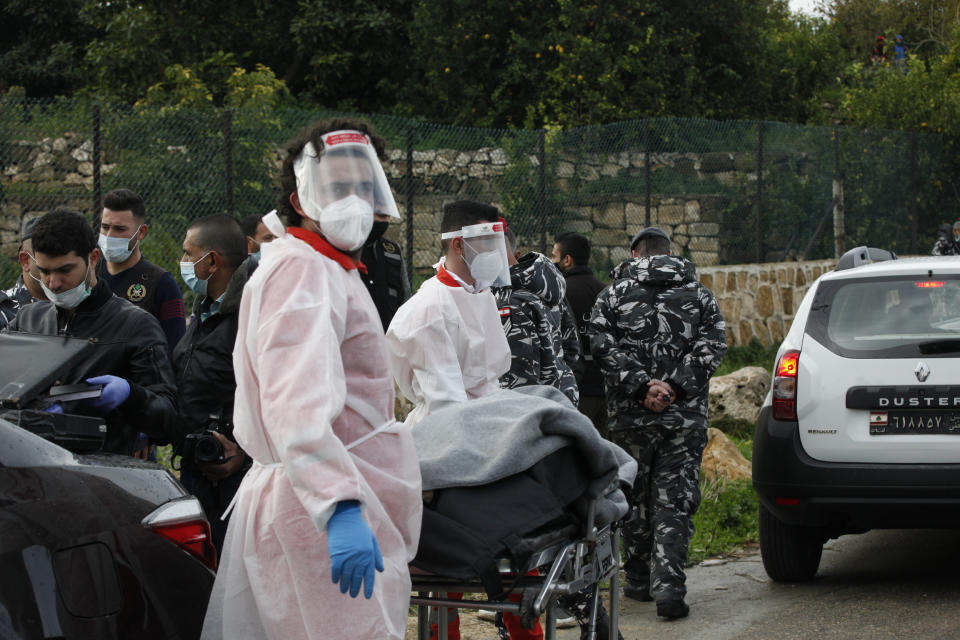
[772,350,800,421]
[141,497,217,571]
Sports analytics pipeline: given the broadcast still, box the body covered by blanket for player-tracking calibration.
[414,385,637,525]
[411,386,636,595]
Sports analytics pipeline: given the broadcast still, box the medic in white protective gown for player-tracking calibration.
[385,263,511,426]
[201,227,422,640]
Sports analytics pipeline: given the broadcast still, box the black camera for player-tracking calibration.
[181,430,226,464]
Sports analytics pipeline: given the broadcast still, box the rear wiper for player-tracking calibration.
[919,339,960,354]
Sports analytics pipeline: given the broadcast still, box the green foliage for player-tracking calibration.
[689,477,759,565]
[714,338,779,378]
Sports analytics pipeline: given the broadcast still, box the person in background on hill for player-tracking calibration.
[97,188,185,352]
[931,221,960,256]
[552,232,609,436]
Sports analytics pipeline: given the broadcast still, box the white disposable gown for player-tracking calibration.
[201,231,422,640]
[385,267,511,425]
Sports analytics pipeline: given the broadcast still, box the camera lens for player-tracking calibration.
[195,434,224,463]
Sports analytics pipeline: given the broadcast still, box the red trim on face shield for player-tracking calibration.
[288,227,367,273]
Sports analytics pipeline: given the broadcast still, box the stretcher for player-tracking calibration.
[410,500,623,640]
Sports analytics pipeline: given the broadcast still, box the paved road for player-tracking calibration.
[580,528,960,640]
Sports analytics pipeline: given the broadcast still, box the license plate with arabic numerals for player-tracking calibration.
[869,411,960,435]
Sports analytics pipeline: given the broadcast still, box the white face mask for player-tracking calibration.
[37,260,92,309]
[468,250,505,289]
[307,194,374,252]
[98,226,142,263]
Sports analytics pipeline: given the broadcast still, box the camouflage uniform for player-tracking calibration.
[0,276,36,330]
[587,254,726,602]
[931,234,960,256]
[494,252,580,406]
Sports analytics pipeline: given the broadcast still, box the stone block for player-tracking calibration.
[455,152,471,167]
[577,164,599,181]
[625,202,646,225]
[753,319,771,345]
[558,219,593,234]
[756,284,774,317]
[413,150,436,162]
[737,272,747,290]
[595,202,624,229]
[688,222,720,236]
[675,157,696,176]
[726,273,737,293]
[768,318,785,344]
[690,251,717,266]
[592,228,629,248]
[780,287,794,315]
[658,204,685,225]
[609,247,632,264]
[600,163,620,177]
[688,236,719,252]
[738,319,753,345]
[748,273,759,293]
[556,161,575,178]
[700,273,713,290]
[29,166,54,181]
[795,269,806,287]
[685,200,700,222]
[700,152,734,173]
[490,149,507,165]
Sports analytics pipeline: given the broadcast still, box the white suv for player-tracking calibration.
[753,247,960,581]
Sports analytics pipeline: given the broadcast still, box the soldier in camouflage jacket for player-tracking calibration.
[587,227,726,619]
[931,222,960,256]
[493,249,580,407]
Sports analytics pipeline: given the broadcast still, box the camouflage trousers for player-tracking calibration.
[610,422,707,601]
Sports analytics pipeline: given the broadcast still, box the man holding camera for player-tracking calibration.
[173,214,256,553]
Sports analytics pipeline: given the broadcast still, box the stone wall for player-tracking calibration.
[699,259,836,347]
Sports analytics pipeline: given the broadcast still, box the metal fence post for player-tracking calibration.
[832,128,845,258]
[644,119,651,227]
[538,128,547,254]
[755,121,764,263]
[93,104,102,216]
[405,124,414,287]
[909,131,918,254]
[223,109,235,218]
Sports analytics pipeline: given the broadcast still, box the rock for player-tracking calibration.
[709,366,770,426]
[700,427,751,482]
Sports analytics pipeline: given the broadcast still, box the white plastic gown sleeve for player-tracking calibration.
[201,235,421,640]
[385,275,511,425]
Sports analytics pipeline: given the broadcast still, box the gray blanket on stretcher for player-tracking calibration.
[413,385,638,527]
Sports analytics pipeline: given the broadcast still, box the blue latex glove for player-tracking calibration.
[327,500,383,599]
[45,403,63,414]
[84,375,131,413]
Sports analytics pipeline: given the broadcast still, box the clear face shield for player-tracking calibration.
[293,130,399,251]
[442,221,511,290]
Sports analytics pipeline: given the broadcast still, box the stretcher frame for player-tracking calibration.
[410,501,622,640]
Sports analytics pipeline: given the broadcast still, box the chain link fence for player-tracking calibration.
[0,98,949,290]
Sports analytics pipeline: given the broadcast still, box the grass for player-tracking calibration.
[689,477,760,565]
[713,338,778,378]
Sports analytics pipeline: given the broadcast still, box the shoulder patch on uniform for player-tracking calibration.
[499,306,511,317]
[126,283,147,302]
[381,239,399,253]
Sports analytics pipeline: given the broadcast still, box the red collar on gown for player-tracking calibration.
[436,265,462,288]
[287,227,367,274]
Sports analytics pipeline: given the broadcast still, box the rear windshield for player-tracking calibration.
[806,274,960,358]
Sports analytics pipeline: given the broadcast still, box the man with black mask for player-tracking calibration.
[362,210,411,331]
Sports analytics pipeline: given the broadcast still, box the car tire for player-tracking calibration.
[758,504,824,582]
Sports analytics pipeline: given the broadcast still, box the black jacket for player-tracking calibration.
[9,279,177,454]
[171,258,255,453]
[562,266,608,397]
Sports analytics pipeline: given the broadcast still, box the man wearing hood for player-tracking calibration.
[172,214,256,553]
[587,227,726,620]
[931,221,960,256]
[493,226,579,406]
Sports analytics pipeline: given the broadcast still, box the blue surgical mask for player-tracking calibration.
[98,226,142,263]
[250,250,261,262]
[179,252,212,296]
